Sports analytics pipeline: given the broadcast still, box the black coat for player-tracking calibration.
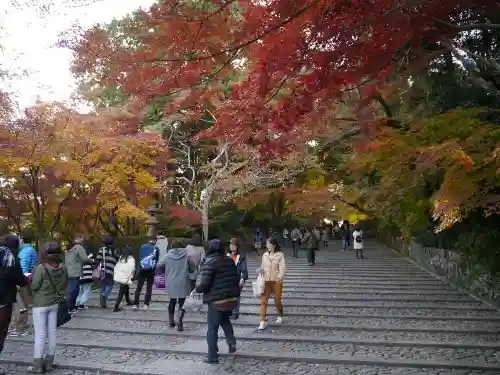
[0,246,28,306]
[195,252,240,304]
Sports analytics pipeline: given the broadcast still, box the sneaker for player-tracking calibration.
[133,305,138,310]
[276,316,283,324]
[142,305,149,310]
[258,320,267,330]
[78,305,88,311]
[113,307,122,312]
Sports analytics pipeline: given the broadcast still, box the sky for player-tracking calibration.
[0,0,154,110]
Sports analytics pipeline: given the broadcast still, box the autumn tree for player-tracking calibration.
[0,102,165,243]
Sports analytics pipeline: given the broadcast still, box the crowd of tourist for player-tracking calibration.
[0,222,363,374]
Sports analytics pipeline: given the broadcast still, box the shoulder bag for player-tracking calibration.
[42,266,72,327]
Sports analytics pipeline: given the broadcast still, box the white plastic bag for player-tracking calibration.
[183,291,203,312]
[252,275,265,297]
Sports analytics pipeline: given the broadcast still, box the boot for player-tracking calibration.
[177,309,185,332]
[100,295,105,308]
[168,310,176,328]
[44,355,55,372]
[27,359,45,373]
[102,296,108,308]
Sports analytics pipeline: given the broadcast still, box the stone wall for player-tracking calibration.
[408,240,499,304]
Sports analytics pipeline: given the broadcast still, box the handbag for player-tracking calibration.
[154,271,165,289]
[252,275,265,297]
[42,266,71,327]
[183,291,203,312]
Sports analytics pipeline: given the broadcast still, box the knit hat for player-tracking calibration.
[209,239,221,251]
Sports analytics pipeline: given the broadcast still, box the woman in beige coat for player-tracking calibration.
[257,237,286,330]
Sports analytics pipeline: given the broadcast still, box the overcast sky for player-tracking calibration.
[0,0,153,110]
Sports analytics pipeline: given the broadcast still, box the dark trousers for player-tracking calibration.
[292,241,299,258]
[356,248,364,259]
[66,277,80,311]
[307,248,316,264]
[206,302,236,361]
[0,304,13,355]
[168,298,186,315]
[114,284,131,308]
[189,279,196,292]
[133,269,154,306]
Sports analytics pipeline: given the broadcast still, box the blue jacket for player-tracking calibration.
[139,243,159,270]
[18,244,38,273]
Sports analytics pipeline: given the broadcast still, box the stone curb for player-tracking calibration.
[6,337,500,371]
[73,314,500,333]
[56,324,500,349]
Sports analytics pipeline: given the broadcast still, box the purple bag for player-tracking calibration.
[154,273,165,289]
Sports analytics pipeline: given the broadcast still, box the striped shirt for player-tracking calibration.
[80,253,94,283]
[95,246,119,277]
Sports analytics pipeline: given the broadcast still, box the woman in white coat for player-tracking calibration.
[112,246,135,312]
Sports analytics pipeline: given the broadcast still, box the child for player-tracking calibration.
[352,226,364,259]
[112,246,135,312]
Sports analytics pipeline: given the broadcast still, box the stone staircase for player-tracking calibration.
[2,242,500,374]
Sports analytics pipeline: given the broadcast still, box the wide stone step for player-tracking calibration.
[62,317,500,344]
[97,294,483,306]
[112,290,474,302]
[5,332,500,372]
[85,303,498,317]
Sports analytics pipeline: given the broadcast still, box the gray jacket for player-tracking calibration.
[65,243,93,278]
[157,248,194,299]
[185,245,205,281]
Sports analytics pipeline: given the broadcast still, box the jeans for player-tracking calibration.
[32,304,58,359]
[114,284,131,308]
[307,248,316,264]
[292,241,299,257]
[0,304,13,355]
[76,283,93,306]
[100,276,114,298]
[133,269,154,306]
[343,238,350,250]
[66,277,80,311]
[206,302,236,361]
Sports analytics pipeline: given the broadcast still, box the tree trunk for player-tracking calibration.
[202,193,210,242]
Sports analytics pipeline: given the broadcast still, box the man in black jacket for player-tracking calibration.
[195,239,240,364]
[0,235,28,375]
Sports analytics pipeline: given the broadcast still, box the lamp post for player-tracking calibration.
[145,198,162,237]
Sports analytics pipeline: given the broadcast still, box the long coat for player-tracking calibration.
[157,248,194,299]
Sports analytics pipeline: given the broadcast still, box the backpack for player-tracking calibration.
[140,251,156,269]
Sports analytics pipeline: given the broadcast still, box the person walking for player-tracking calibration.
[112,246,135,312]
[0,235,28,375]
[306,226,321,266]
[340,220,351,251]
[321,226,330,248]
[353,226,364,259]
[195,239,239,364]
[258,237,286,330]
[290,227,301,258]
[75,248,95,311]
[185,234,205,291]
[157,240,195,331]
[28,242,68,373]
[95,236,119,309]
[133,238,159,310]
[227,238,248,320]
[65,234,93,313]
[253,228,264,253]
[12,233,36,337]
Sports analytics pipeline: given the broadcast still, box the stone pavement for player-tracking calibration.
[2,241,500,374]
